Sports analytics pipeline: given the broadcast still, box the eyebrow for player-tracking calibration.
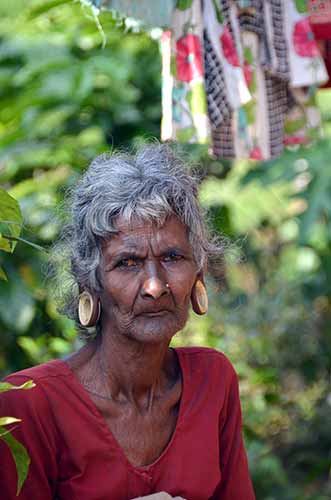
[107,245,191,262]
[160,246,190,256]
[105,248,142,260]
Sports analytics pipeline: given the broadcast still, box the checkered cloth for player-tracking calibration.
[203,30,232,128]
[265,74,288,157]
[212,117,235,159]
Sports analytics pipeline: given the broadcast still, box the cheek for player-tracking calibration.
[169,268,196,306]
[101,275,139,312]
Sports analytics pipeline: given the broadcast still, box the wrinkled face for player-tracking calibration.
[99,215,199,344]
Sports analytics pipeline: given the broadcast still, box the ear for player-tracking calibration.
[191,272,208,315]
[78,291,101,327]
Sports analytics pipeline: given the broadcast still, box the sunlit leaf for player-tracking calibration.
[0,266,8,281]
[0,233,12,252]
[0,380,36,393]
[27,0,72,19]
[2,234,45,252]
[0,416,21,426]
[1,429,30,495]
[0,189,23,253]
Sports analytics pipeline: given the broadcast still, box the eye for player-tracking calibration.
[163,252,183,263]
[116,257,140,269]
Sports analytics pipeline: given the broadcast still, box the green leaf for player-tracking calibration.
[0,233,11,252]
[1,430,30,495]
[0,189,23,253]
[27,0,72,19]
[0,266,8,281]
[0,380,36,393]
[0,234,45,253]
[0,416,21,426]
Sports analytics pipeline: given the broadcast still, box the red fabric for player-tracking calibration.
[308,0,331,30]
[311,22,331,40]
[316,38,331,87]
[0,347,255,500]
[176,35,204,83]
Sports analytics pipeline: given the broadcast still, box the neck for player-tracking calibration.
[77,333,176,407]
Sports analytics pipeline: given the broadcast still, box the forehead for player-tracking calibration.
[103,215,191,255]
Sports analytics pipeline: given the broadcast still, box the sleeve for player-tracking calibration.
[0,375,58,500]
[211,366,255,500]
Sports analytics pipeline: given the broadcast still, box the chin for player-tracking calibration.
[128,315,185,344]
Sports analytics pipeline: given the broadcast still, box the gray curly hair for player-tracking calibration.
[55,143,223,337]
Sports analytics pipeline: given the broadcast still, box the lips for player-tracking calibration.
[140,310,168,317]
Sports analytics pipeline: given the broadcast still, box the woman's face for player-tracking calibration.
[99,215,199,344]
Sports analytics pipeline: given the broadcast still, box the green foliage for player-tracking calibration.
[0,380,35,495]
[1,428,31,495]
[0,189,22,253]
[240,139,331,303]
[0,0,161,370]
[0,188,23,280]
[241,140,331,247]
[0,188,37,493]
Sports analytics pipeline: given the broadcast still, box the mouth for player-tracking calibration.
[140,310,169,317]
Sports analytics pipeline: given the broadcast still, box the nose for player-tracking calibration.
[141,263,169,300]
[142,277,169,300]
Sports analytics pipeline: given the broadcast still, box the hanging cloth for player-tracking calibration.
[308,0,331,88]
[283,0,328,145]
[161,0,328,160]
[161,0,250,147]
[211,0,289,159]
[161,0,210,144]
[308,0,331,39]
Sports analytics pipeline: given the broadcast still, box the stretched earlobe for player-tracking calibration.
[78,291,101,327]
[191,279,208,315]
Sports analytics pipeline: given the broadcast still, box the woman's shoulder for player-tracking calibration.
[175,347,240,417]
[3,359,67,384]
[175,345,235,364]
[0,359,70,417]
[175,346,237,378]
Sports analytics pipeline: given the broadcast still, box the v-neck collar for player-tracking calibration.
[56,347,187,473]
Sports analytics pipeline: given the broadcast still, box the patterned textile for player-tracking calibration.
[308,0,331,24]
[161,0,210,144]
[203,31,231,129]
[283,0,328,88]
[265,0,290,79]
[265,74,288,157]
[203,0,250,110]
[161,0,327,160]
[212,116,235,159]
[237,0,265,38]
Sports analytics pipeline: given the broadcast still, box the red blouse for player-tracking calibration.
[0,347,255,500]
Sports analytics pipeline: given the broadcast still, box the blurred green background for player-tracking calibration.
[0,1,330,498]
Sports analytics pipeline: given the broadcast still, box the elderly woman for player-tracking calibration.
[0,145,255,500]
